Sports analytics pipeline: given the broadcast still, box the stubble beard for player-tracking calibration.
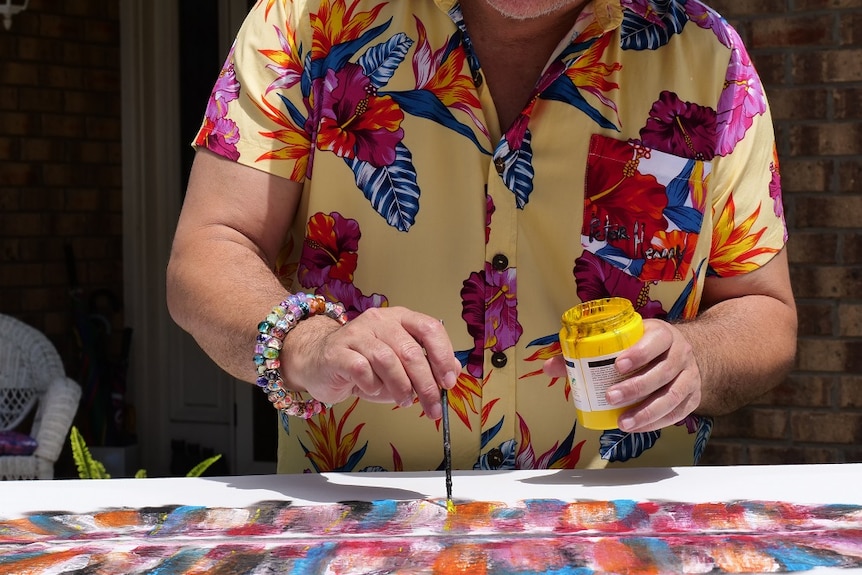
[481,0,584,20]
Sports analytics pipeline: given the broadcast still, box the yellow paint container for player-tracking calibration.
[559,297,644,430]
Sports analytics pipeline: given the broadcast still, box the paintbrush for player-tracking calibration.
[441,387,454,512]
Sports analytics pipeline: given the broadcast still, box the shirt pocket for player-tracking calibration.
[582,134,710,283]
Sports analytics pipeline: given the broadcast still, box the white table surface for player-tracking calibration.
[3,462,862,516]
[1,464,861,574]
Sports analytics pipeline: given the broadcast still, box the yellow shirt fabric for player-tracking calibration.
[194,0,787,472]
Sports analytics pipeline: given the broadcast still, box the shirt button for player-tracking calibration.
[491,254,508,270]
[493,157,505,174]
[491,351,507,368]
[472,70,483,87]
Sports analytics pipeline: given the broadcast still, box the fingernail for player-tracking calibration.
[619,416,634,431]
[428,404,442,420]
[616,358,632,374]
[400,397,415,408]
[606,389,622,405]
[443,371,457,389]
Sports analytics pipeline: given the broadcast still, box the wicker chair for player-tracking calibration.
[0,314,81,480]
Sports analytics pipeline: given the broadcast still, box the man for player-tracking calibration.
[167,0,797,473]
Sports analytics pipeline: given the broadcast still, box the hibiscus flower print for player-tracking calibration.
[460,263,522,378]
[573,251,667,320]
[639,91,717,160]
[715,26,767,157]
[298,212,360,287]
[195,45,241,160]
[316,63,406,167]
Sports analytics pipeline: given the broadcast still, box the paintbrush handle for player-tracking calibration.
[441,388,453,504]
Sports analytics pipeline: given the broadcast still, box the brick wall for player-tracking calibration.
[0,1,859,466]
[701,1,862,464]
[0,1,123,376]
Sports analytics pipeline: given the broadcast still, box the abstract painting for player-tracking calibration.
[2,497,861,574]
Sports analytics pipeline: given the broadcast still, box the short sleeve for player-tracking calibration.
[707,28,788,278]
[192,0,314,183]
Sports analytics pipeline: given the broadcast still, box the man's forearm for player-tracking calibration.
[678,294,797,416]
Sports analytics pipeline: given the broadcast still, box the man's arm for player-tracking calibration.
[167,149,460,419]
[609,248,797,432]
[166,148,303,382]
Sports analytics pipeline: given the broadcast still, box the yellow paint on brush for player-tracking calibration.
[446,499,456,514]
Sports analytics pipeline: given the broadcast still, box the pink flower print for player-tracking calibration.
[460,264,522,378]
[316,63,405,167]
[685,1,733,48]
[715,28,767,157]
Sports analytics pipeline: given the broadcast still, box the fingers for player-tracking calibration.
[607,319,702,432]
[290,307,460,420]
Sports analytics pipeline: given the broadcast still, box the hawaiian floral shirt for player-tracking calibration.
[194,0,787,473]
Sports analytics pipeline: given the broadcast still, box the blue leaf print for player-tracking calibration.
[386,90,491,154]
[546,421,579,468]
[481,417,504,449]
[358,33,414,88]
[595,243,645,277]
[474,439,516,470]
[496,131,535,209]
[663,159,703,232]
[542,75,619,131]
[310,20,391,81]
[667,259,704,320]
[599,428,661,462]
[692,415,713,464]
[277,93,308,133]
[620,1,687,51]
[664,205,703,233]
[346,142,420,232]
[526,333,559,347]
[454,349,472,368]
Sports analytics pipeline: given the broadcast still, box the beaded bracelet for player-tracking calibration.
[253,292,348,419]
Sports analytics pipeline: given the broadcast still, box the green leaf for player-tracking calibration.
[69,426,111,480]
[187,454,222,478]
[134,469,147,479]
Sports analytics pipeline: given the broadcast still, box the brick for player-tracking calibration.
[0,213,49,236]
[767,88,829,121]
[41,64,85,90]
[787,232,838,264]
[17,87,64,113]
[791,412,862,443]
[20,138,65,162]
[708,0,788,17]
[838,374,862,407]
[86,116,121,140]
[795,301,835,336]
[844,232,862,264]
[795,0,862,8]
[749,14,833,49]
[40,114,86,138]
[838,303,862,336]
[64,188,104,211]
[796,337,862,372]
[0,62,40,86]
[15,238,64,262]
[0,189,19,211]
[791,266,862,298]
[793,195,862,228]
[757,374,834,407]
[792,49,862,83]
[698,441,748,466]
[19,189,64,211]
[0,263,44,287]
[0,111,35,136]
[38,14,85,40]
[838,159,862,192]
[0,137,17,161]
[753,53,787,86]
[707,407,789,440]
[839,12,862,45]
[834,88,862,120]
[20,287,68,312]
[789,123,862,157]
[0,86,18,110]
[0,163,39,187]
[747,444,842,465]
